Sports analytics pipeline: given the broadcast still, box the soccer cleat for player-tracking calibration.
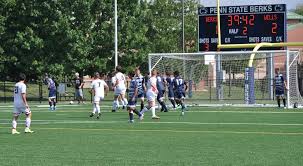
[152,116,160,119]
[139,114,144,120]
[122,105,126,109]
[180,111,185,116]
[12,129,20,135]
[24,128,34,133]
[112,109,116,112]
[49,107,53,111]
[96,113,101,119]
[89,113,95,117]
[53,106,57,111]
[129,120,134,123]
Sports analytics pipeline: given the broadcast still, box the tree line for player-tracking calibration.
[0,0,199,81]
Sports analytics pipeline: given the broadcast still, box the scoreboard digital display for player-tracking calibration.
[198,4,286,51]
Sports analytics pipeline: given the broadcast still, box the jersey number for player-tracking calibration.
[14,86,18,94]
[176,79,183,85]
[98,82,101,87]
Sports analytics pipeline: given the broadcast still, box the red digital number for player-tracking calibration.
[242,15,248,25]
[243,26,247,35]
[234,15,240,25]
[228,15,232,26]
[272,23,277,34]
[204,43,209,51]
[249,15,255,25]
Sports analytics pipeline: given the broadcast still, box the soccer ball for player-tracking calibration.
[69,101,74,105]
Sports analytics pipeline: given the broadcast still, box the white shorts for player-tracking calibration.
[114,86,126,96]
[13,106,31,116]
[94,96,104,103]
[146,90,157,102]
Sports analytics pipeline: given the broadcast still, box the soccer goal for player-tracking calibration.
[148,50,303,108]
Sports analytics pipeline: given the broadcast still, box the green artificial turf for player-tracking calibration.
[0,104,303,166]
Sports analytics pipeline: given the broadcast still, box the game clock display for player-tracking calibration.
[198,4,286,51]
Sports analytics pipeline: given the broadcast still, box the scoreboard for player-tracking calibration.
[198,4,286,51]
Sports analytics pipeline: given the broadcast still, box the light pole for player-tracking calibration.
[182,0,186,79]
[114,0,118,67]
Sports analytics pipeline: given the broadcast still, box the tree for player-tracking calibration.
[295,4,303,15]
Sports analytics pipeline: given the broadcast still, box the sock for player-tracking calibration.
[116,99,120,108]
[277,99,281,107]
[160,101,168,111]
[151,106,156,117]
[25,117,31,128]
[283,99,286,107]
[49,101,52,107]
[53,100,56,107]
[123,98,128,106]
[12,119,17,129]
[170,99,176,108]
[181,103,185,112]
[129,111,134,121]
[96,104,101,114]
[141,102,144,110]
[140,107,149,114]
[112,100,118,110]
[93,104,97,114]
[133,109,142,116]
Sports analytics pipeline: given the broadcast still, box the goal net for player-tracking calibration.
[149,50,303,108]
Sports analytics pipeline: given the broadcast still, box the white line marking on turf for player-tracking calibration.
[1,109,303,113]
[0,119,303,126]
[0,126,302,135]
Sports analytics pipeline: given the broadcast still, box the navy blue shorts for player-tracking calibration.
[157,90,165,100]
[168,89,174,99]
[275,90,284,97]
[174,91,184,99]
[49,89,56,98]
[127,99,137,108]
[137,93,144,98]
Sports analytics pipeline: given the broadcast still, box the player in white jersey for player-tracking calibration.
[89,72,109,119]
[140,69,160,119]
[12,73,34,134]
[111,70,123,110]
[112,66,128,112]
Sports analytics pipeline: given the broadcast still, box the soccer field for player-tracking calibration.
[1,104,303,166]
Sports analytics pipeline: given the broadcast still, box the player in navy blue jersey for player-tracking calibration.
[274,68,287,108]
[156,72,168,112]
[173,71,188,115]
[127,71,143,122]
[166,71,176,110]
[134,68,146,111]
[44,73,57,111]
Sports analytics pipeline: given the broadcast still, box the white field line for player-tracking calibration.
[0,119,303,126]
[1,109,303,114]
[0,126,303,135]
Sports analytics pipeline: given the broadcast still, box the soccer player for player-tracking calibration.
[140,69,160,119]
[44,73,57,111]
[166,71,176,110]
[74,72,84,104]
[89,72,109,119]
[110,70,122,110]
[274,68,287,108]
[134,68,146,110]
[156,72,168,112]
[127,71,143,123]
[173,71,188,115]
[112,66,128,112]
[12,73,34,134]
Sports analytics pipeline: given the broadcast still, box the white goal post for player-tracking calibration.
[148,50,303,108]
